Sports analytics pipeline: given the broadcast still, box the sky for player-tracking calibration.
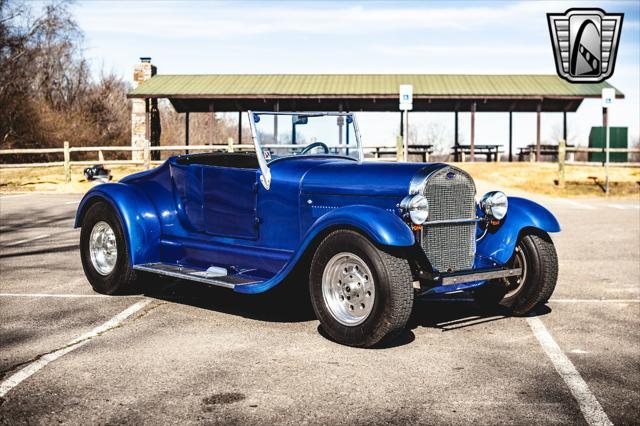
[67,0,639,150]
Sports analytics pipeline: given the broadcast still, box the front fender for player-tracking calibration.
[477,196,560,264]
[305,204,415,247]
[75,183,161,265]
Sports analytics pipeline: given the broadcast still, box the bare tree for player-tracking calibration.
[1,0,132,161]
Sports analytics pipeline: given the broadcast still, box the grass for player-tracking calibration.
[453,162,640,199]
[1,162,639,199]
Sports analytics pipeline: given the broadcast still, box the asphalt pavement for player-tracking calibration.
[0,189,638,425]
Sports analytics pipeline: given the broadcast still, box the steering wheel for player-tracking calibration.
[300,142,329,155]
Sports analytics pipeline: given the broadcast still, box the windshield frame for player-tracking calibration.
[248,110,363,190]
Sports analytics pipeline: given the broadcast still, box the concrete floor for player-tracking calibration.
[0,190,638,425]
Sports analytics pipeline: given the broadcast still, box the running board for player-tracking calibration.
[133,263,260,289]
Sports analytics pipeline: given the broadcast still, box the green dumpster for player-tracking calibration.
[588,126,628,163]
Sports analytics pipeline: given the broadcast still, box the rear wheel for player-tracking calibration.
[80,201,138,294]
[309,230,414,348]
[474,232,558,315]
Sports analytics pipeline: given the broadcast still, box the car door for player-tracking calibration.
[202,165,259,240]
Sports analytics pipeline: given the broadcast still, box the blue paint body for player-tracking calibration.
[75,154,560,295]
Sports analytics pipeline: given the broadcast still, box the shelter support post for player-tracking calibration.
[508,111,513,162]
[454,111,459,161]
[238,111,242,145]
[209,103,215,145]
[185,112,190,155]
[274,101,279,144]
[470,102,476,162]
[536,102,541,162]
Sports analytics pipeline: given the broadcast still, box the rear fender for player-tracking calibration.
[476,197,560,264]
[75,183,161,265]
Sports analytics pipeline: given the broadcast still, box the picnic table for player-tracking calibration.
[451,144,503,162]
[518,144,575,162]
[373,144,434,162]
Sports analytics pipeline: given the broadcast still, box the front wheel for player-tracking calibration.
[474,232,558,315]
[309,230,414,348]
[80,201,138,295]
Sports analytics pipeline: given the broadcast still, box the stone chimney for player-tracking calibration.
[131,57,161,161]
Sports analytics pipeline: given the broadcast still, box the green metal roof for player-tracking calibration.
[129,74,622,99]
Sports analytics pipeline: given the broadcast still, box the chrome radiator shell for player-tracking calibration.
[419,166,476,273]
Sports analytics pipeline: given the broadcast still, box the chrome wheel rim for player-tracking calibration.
[504,245,527,298]
[89,221,117,275]
[321,252,375,326]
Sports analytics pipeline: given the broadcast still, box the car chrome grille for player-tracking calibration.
[421,167,476,273]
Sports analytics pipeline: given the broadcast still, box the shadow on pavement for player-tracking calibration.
[142,275,316,324]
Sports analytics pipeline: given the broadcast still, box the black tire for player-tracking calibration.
[309,230,414,348]
[474,232,558,315]
[80,201,138,295]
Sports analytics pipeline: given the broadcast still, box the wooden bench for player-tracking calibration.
[373,144,434,162]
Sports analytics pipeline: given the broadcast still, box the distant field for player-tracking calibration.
[454,162,640,198]
[1,162,638,198]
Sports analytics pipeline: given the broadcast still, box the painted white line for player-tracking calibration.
[0,299,152,398]
[607,203,640,210]
[0,193,32,199]
[64,201,80,205]
[0,293,141,298]
[607,204,626,210]
[527,317,612,426]
[557,199,597,210]
[1,234,50,247]
[549,298,640,303]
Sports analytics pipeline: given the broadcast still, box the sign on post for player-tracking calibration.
[602,87,615,195]
[399,84,413,162]
[602,88,615,108]
[399,84,413,111]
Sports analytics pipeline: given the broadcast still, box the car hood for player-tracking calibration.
[299,160,446,197]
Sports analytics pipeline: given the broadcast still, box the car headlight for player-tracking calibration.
[480,191,508,220]
[400,194,429,225]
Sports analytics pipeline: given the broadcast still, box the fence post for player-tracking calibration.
[558,139,566,189]
[63,141,71,183]
[227,137,235,153]
[98,150,104,162]
[143,139,150,170]
[396,135,402,162]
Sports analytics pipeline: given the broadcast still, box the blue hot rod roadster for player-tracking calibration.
[76,111,559,347]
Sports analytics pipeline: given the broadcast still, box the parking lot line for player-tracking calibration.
[0,299,152,398]
[607,204,640,210]
[527,317,613,426]
[0,293,140,298]
[556,199,597,210]
[550,298,640,303]
[1,234,51,248]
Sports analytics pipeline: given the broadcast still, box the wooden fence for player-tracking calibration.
[1,139,638,186]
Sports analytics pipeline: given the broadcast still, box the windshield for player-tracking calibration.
[249,111,362,163]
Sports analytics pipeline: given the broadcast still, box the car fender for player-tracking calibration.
[235,205,413,294]
[476,196,560,264]
[75,183,161,265]
[305,204,415,247]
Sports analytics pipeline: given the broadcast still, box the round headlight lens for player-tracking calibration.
[480,191,508,220]
[401,194,429,225]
